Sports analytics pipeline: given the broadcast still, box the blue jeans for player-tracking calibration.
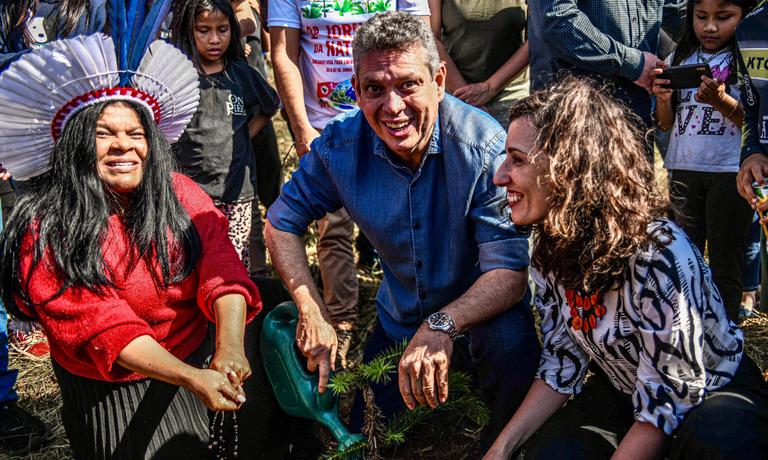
[0,199,18,404]
[349,290,541,449]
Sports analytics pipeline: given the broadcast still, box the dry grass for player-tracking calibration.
[8,353,71,460]
[743,311,768,375]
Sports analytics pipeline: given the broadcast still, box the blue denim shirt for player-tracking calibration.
[267,95,529,340]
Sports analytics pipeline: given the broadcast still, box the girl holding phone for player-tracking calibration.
[652,0,756,322]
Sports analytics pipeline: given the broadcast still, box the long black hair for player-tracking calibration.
[672,0,756,84]
[170,0,245,74]
[0,0,93,47]
[0,100,202,320]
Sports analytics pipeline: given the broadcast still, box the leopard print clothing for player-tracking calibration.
[217,201,252,273]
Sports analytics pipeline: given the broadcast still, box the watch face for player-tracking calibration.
[429,312,450,328]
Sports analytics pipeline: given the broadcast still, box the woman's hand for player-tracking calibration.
[610,420,669,460]
[185,368,246,411]
[212,293,250,387]
[482,380,571,459]
[453,82,496,108]
[483,443,513,460]
[117,335,246,411]
[694,75,727,107]
[651,61,673,102]
[210,346,252,389]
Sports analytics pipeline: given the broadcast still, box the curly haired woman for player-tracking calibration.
[485,77,768,460]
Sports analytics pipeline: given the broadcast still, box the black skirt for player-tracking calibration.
[52,325,217,460]
[52,277,301,460]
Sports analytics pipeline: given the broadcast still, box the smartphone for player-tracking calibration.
[659,63,713,89]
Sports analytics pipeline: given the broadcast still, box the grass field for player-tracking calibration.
[7,113,768,460]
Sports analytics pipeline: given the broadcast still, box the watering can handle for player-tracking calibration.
[261,302,365,456]
[273,301,300,323]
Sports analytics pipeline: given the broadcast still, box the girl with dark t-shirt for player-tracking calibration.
[172,0,278,273]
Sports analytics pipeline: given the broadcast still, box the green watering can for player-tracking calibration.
[261,301,365,454]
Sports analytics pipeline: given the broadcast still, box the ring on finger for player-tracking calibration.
[423,386,435,391]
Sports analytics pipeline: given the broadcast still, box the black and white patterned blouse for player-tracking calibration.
[532,219,744,435]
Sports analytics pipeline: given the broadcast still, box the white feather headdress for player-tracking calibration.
[0,0,199,180]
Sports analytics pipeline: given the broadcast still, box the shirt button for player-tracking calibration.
[419,293,427,300]
[632,17,637,22]
[416,261,423,268]
[413,223,420,230]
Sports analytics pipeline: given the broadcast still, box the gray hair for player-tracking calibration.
[352,11,440,78]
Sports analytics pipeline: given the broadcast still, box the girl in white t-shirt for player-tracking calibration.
[651,0,756,322]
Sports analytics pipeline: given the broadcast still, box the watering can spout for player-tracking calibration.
[261,302,365,455]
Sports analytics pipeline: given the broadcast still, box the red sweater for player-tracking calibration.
[17,174,262,382]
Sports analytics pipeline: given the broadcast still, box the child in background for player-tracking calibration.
[652,0,756,322]
[172,0,278,272]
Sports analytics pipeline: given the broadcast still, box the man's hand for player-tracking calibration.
[265,221,341,393]
[738,154,768,221]
[398,323,453,410]
[295,127,320,158]
[453,82,495,108]
[297,308,338,392]
[0,166,10,181]
[634,51,661,94]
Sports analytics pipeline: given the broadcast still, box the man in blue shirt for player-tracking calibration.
[265,10,540,447]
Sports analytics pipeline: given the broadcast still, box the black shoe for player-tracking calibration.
[0,402,51,455]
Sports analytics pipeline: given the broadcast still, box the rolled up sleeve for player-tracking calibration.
[266,135,343,235]
[472,153,529,272]
[531,269,591,395]
[530,0,645,82]
[173,174,261,322]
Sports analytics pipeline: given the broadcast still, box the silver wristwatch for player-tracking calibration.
[425,312,458,342]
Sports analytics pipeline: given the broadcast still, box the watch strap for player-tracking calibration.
[426,312,458,342]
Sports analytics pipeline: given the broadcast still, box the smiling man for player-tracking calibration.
[264,11,540,449]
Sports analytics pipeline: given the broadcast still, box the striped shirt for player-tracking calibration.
[529,0,686,121]
[532,219,743,435]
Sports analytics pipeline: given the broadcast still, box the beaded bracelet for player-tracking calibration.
[726,99,739,119]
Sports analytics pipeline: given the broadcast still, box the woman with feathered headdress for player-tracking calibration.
[0,1,266,458]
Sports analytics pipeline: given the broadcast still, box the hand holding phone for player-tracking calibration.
[694,75,727,106]
[658,63,713,89]
[651,61,674,102]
